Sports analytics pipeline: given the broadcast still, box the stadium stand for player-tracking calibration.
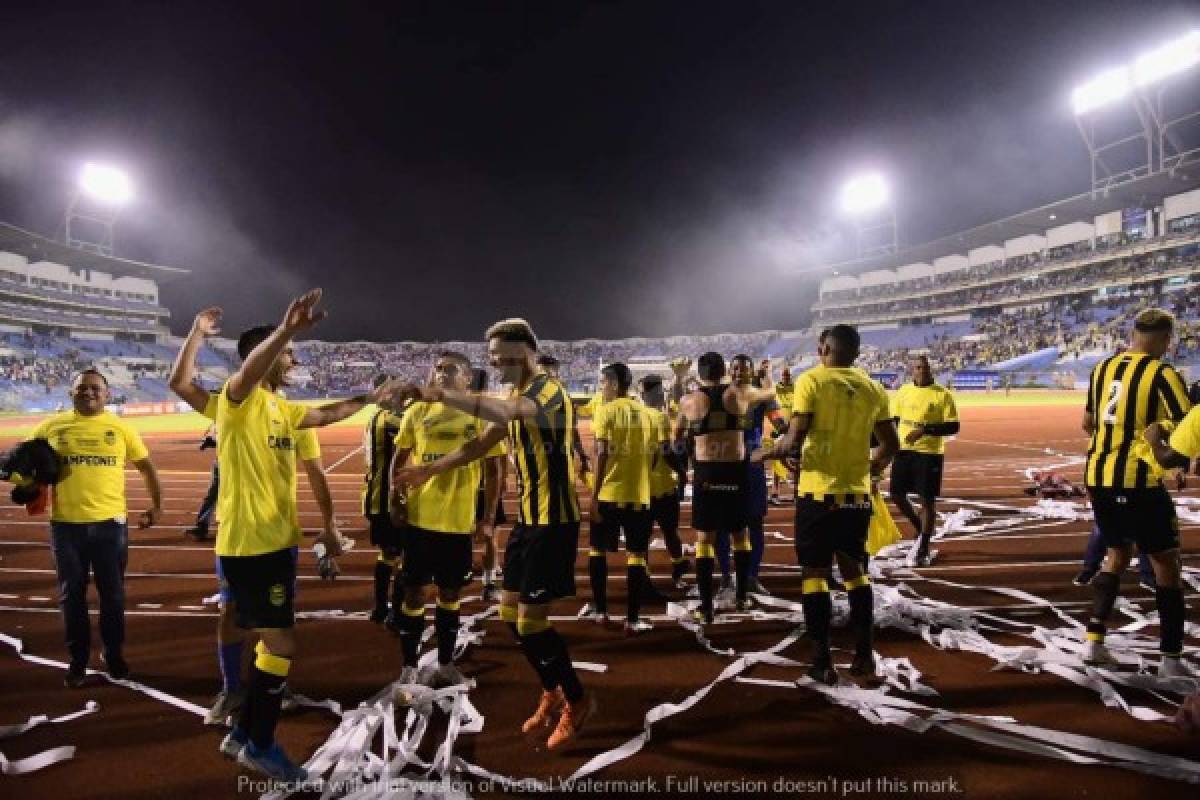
[811,179,1200,388]
[4,179,1200,408]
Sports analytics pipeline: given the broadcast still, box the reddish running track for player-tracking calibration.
[1,402,1198,799]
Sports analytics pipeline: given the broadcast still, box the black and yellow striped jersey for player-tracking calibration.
[362,406,403,516]
[509,373,581,526]
[1085,351,1191,489]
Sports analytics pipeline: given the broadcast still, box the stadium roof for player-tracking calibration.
[819,170,1200,277]
[0,221,190,283]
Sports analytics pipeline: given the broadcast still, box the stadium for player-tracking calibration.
[2,5,1200,800]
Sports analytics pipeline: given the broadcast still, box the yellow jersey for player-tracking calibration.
[892,382,958,456]
[1168,409,1200,460]
[645,405,677,498]
[362,406,402,516]
[214,383,309,557]
[30,411,149,524]
[510,373,580,526]
[204,390,319,461]
[792,365,891,500]
[775,381,795,419]
[1085,352,1190,489]
[592,397,656,508]
[395,401,507,534]
[577,392,606,419]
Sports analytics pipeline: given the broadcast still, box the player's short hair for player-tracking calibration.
[825,324,861,357]
[697,351,725,381]
[437,350,472,371]
[74,367,108,387]
[536,354,560,368]
[1134,308,1175,334]
[372,373,393,388]
[639,374,663,392]
[910,353,930,365]
[731,353,753,367]
[237,325,277,360]
[486,318,538,351]
[601,362,633,393]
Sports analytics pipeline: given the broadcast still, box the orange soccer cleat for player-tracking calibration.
[521,687,564,734]
[546,693,596,751]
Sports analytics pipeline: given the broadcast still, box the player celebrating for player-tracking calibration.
[392,318,593,751]
[672,351,778,621]
[389,351,507,688]
[890,354,959,567]
[754,325,898,684]
[1080,309,1191,675]
[714,355,787,601]
[201,290,395,781]
[587,363,658,633]
[169,307,343,726]
[361,375,405,625]
[639,375,690,588]
[767,365,795,505]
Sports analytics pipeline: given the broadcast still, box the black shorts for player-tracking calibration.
[475,486,507,526]
[693,460,748,532]
[503,521,580,604]
[1088,486,1180,555]
[890,451,944,500]
[589,503,653,553]
[793,497,872,569]
[401,526,474,590]
[218,548,298,630]
[367,513,406,554]
[650,492,680,534]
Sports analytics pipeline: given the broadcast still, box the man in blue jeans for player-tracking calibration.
[30,369,163,687]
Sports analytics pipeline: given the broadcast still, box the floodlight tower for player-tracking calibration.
[65,163,134,256]
[1072,30,1200,195]
[839,172,897,258]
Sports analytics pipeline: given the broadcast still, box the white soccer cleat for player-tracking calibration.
[1159,656,1193,678]
[204,688,246,727]
[218,727,248,759]
[624,619,654,636]
[428,663,468,688]
[1082,640,1118,667]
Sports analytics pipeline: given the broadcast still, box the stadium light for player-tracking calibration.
[1071,67,1130,115]
[1133,30,1200,87]
[79,163,134,206]
[839,173,889,216]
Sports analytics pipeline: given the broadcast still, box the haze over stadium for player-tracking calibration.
[2,2,1200,799]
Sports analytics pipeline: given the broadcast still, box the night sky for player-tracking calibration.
[0,1,1194,342]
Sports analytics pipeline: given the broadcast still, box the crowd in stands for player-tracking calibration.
[300,331,778,394]
[816,241,1200,326]
[855,286,1200,376]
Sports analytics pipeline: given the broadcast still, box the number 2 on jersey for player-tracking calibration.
[1102,380,1122,423]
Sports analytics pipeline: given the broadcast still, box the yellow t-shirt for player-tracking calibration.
[1168,411,1200,459]
[31,411,149,523]
[592,397,656,508]
[204,390,320,461]
[775,382,795,419]
[395,401,507,534]
[892,382,959,456]
[577,392,606,419]
[214,384,309,557]
[793,366,891,498]
[645,406,677,498]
